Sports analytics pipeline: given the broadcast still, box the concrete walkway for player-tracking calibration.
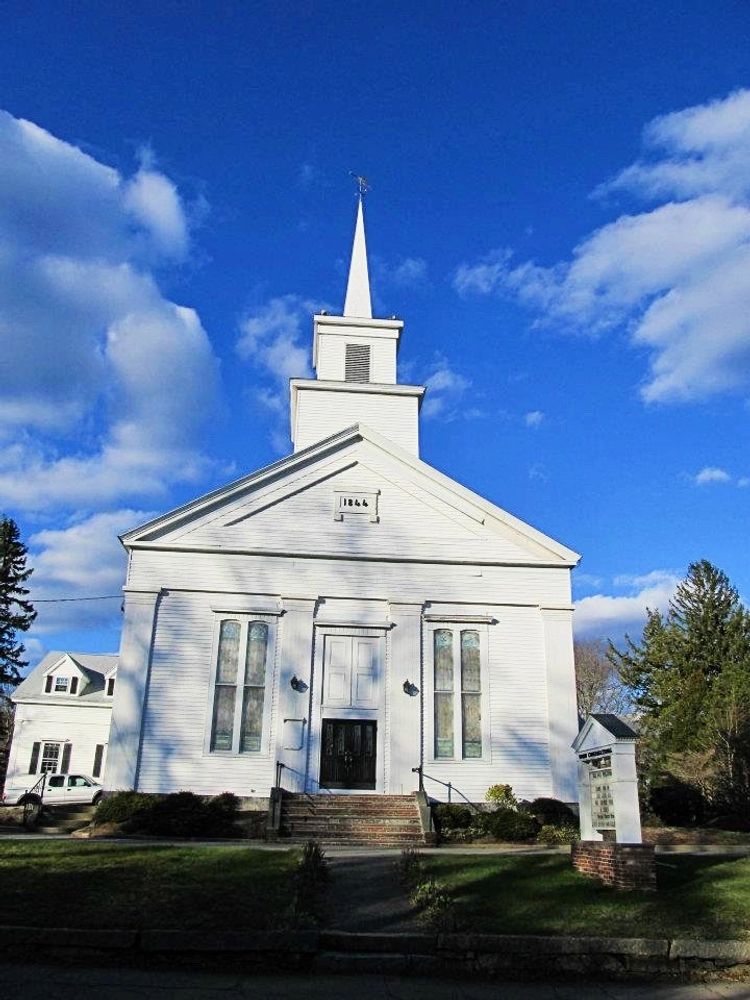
[324,854,420,932]
[1,962,748,998]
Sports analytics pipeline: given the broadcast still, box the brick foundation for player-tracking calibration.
[571,841,657,891]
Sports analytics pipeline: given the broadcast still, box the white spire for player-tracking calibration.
[343,195,372,318]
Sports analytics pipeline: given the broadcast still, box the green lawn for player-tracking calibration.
[0,842,298,930]
[424,854,750,940]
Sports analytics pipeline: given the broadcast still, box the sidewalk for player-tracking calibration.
[0,962,747,999]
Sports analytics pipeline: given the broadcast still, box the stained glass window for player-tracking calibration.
[240,623,268,752]
[461,631,482,758]
[211,620,240,750]
[434,629,454,758]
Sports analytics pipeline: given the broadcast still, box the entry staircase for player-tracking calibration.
[34,803,96,836]
[276,793,430,847]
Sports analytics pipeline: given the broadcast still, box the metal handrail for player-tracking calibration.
[22,772,47,828]
[275,760,334,796]
[412,765,480,812]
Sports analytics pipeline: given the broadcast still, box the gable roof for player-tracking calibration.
[572,712,638,752]
[13,651,119,706]
[121,423,580,566]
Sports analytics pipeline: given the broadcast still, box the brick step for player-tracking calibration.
[288,796,415,804]
[282,823,423,835]
[282,816,421,827]
[283,809,419,823]
[282,827,423,839]
[283,837,425,847]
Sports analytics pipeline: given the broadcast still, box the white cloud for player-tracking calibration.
[28,510,151,634]
[574,570,680,636]
[524,410,544,428]
[693,466,732,486]
[237,295,325,451]
[421,357,473,421]
[455,91,750,404]
[373,256,428,290]
[0,110,220,512]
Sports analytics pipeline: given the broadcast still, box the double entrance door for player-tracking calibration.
[319,719,377,790]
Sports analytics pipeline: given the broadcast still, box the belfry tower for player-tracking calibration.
[289,193,425,455]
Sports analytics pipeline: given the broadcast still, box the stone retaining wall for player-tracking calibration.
[2,925,748,980]
[572,840,657,891]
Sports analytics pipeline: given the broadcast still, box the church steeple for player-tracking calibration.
[288,189,425,455]
[343,195,372,319]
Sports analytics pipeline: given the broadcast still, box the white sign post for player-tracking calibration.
[572,714,641,844]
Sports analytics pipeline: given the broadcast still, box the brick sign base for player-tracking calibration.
[572,841,657,891]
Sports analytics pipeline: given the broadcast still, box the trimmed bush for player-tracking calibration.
[94,791,155,826]
[94,789,241,838]
[537,823,580,845]
[432,803,474,833]
[649,777,705,827]
[479,806,540,842]
[522,797,577,828]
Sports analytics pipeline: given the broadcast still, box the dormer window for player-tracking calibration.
[345,343,370,383]
[45,674,79,694]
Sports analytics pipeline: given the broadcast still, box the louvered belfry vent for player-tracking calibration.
[345,343,371,383]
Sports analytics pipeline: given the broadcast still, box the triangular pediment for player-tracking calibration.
[122,424,580,566]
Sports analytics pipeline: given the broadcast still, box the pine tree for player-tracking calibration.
[0,517,37,686]
[611,560,750,819]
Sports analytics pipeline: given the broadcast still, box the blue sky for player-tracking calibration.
[2,1,749,665]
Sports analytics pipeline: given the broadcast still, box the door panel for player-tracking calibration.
[319,719,377,789]
[323,635,381,708]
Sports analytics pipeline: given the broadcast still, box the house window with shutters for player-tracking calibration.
[29,741,72,775]
[344,343,371,382]
[208,617,276,754]
[430,626,486,760]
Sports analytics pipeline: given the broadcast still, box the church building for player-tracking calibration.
[105,197,581,807]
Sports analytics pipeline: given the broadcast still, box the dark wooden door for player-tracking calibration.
[319,719,377,789]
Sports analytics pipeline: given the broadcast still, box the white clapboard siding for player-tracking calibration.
[129,551,572,609]
[136,593,278,796]
[294,389,419,454]
[5,702,112,787]
[418,606,554,803]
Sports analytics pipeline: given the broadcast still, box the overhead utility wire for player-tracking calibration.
[33,595,122,603]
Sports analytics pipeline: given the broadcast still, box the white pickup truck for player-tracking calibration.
[3,773,104,807]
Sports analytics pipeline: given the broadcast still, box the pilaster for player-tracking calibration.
[105,589,161,791]
[388,602,424,794]
[540,606,579,802]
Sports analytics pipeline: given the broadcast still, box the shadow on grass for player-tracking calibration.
[426,854,750,940]
[0,841,298,930]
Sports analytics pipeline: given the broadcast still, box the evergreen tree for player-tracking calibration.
[610,560,750,819]
[0,517,36,686]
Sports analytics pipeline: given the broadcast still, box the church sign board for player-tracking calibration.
[571,714,641,843]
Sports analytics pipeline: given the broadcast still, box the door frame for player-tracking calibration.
[307,625,388,795]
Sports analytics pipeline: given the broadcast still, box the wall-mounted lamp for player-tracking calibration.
[290,675,308,693]
[402,679,419,697]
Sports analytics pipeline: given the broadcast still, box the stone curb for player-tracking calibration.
[1,925,749,972]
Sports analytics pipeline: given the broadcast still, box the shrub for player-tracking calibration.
[410,878,455,927]
[94,791,156,826]
[479,806,540,842]
[522,797,577,828]
[537,823,580,845]
[649,777,705,827]
[95,789,241,838]
[485,784,518,810]
[398,847,425,886]
[432,803,474,833]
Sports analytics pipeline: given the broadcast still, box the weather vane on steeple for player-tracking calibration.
[349,172,371,197]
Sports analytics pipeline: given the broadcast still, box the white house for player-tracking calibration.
[5,652,117,788]
[103,197,582,805]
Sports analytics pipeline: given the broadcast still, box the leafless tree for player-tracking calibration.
[574,638,629,719]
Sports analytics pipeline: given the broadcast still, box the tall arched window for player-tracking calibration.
[432,626,484,760]
[210,618,271,754]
